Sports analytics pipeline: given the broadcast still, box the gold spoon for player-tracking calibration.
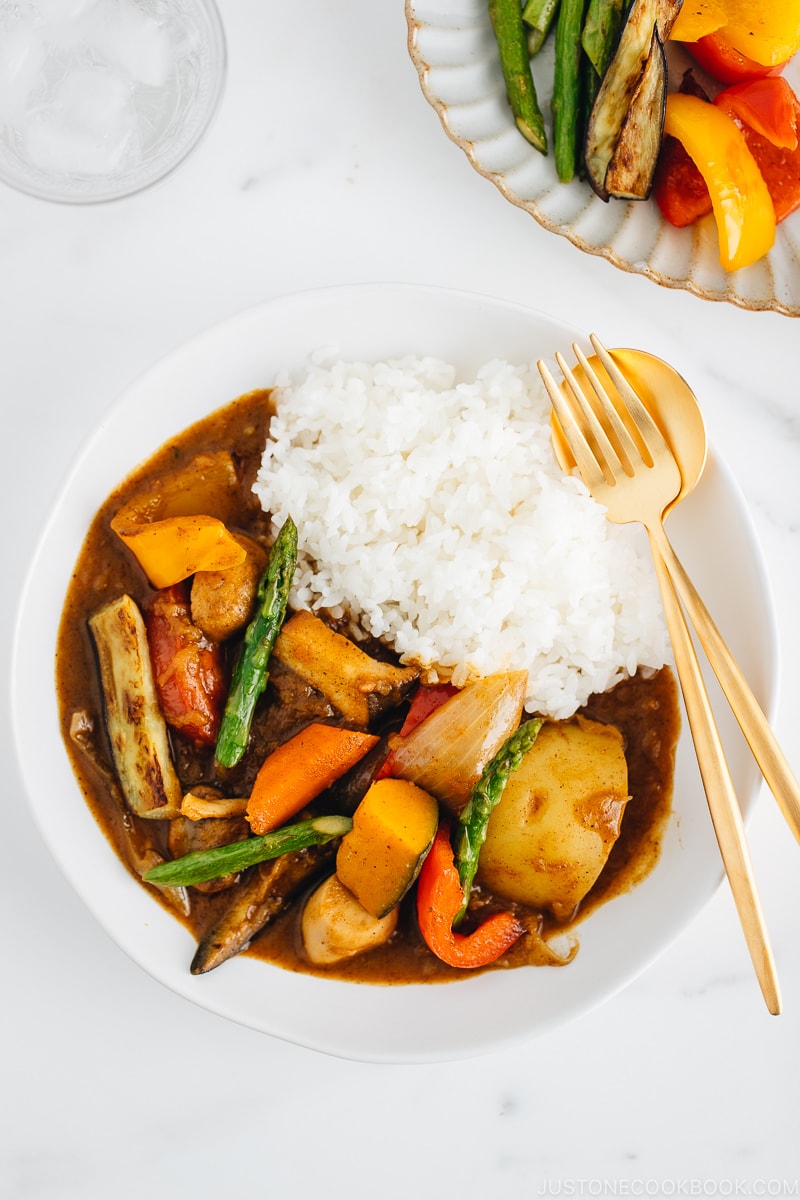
[553,348,800,847]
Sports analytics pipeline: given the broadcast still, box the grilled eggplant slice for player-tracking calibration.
[604,28,667,199]
[584,0,682,200]
[191,842,335,973]
[89,594,183,819]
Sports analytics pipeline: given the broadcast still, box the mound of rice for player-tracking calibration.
[253,354,669,720]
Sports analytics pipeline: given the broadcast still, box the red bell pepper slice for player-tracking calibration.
[737,123,800,223]
[653,135,713,227]
[416,823,524,969]
[688,31,788,85]
[715,77,799,151]
[654,79,800,233]
[396,683,460,736]
[145,581,227,746]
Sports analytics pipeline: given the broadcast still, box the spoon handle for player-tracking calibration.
[650,523,800,846]
[649,543,781,1015]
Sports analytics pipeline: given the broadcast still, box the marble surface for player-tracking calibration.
[2,3,799,1197]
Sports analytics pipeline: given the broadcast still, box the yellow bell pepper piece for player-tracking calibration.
[722,2,800,67]
[663,93,776,271]
[113,516,247,589]
[670,1,727,45]
[671,1,800,67]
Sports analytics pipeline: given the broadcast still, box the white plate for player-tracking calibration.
[11,284,777,1062]
[406,0,800,316]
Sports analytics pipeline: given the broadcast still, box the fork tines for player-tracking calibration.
[538,335,667,488]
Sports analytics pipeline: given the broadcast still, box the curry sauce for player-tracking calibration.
[56,390,680,985]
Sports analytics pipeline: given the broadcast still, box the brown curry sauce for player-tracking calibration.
[56,390,680,985]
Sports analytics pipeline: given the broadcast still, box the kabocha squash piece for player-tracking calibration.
[272,609,419,727]
[302,874,399,965]
[477,716,629,920]
[88,594,182,819]
[336,778,439,919]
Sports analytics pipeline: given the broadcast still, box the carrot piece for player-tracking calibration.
[246,724,379,835]
[416,823,524,969]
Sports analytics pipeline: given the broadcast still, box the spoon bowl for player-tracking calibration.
[551,347,708,514]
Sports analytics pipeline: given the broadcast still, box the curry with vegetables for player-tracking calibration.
[56,389,680,984]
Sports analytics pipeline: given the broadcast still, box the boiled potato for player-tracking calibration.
[478,716,629,920]
[301,874,399,966]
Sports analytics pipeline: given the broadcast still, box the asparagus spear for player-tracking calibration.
[523,0,560,54]
[523,0,560,32]
[580,0,624,121]
[489,0,548,153]
[214,515,297,768]
[581,0,624,76]
[453,717,544,924]
[143,813,352,887]
[552,0,588,182]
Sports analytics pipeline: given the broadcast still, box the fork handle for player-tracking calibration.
[649,522,800,846]
[650,545,781,1014]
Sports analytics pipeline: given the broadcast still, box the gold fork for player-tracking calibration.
[538,336,781,1015]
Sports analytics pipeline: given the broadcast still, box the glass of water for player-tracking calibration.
[0,0,225,203]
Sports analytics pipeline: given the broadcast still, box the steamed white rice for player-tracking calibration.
[253,354,669,720]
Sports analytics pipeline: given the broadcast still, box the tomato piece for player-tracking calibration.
[145,582,227,746]
[688,31,788,84]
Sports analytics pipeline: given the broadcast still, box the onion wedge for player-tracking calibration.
[384,671,528,813]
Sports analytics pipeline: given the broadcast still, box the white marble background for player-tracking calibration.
[2,3,799,1197]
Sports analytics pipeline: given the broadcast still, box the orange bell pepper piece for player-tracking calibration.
[663,92,776,271]
[112,515,246,589]
[416,823,524,969]
[110,451,247,588]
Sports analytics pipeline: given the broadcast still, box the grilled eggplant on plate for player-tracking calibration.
[585,0,683,200]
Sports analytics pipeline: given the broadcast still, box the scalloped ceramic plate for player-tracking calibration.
[12,285,777,1062]
[406,0,800,315]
